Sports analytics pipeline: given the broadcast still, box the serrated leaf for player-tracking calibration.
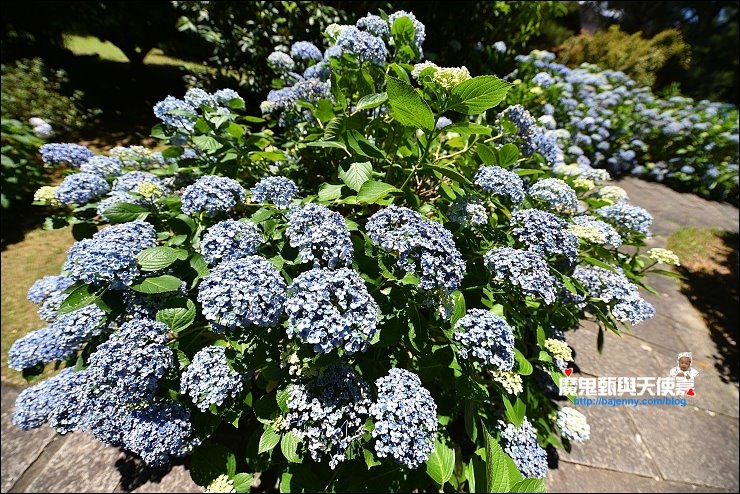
[447,76,511,115]
[323,116,345,140]
[510,478,546,493]
[192,135,223,153]
[484,427,510,492]
[318,183,344,202]
[156,297,196,332]
[338,161,372,192]
[426,439,455,486]
[232,473,254,493]
[386,76,434,132]
[276,388,290,413]
[57,284,101,315]
[354,92,387,113]
[137,246,188,271]
[441,122,492,135]
[356,180,400,204]
[102,202,149,224]
[281,431,301,463]
[258,426,281,454]
[131,275,183,294]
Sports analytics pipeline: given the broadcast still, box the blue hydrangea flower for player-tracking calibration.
[122,400,199,466]
[511,209,579,264]
[356,14,390,39]
[453,308,514,370]
[370,368,437,469]
[285,268,379,354]
[184,87,217,108]
[153,96,197,131]
[500,105,537,138]
[197,256,286,332]
[12,367,85,431]
[484,247,557,304]
[268,51,296,72]
[334,27,388,65]
[213,88,244,106]
[27,275,75,305]
[64,221,157,289]
[528,178,578,214]
[303,62,331,81]
[180,346,244,411]
[8,305,106,370]
[474,165,525,205]
[569,215,622,248]
[79,156,124,178]
[532,72,554,87]
[181,175,246,216]
[112,171,165,193]
[290,41,323,62]
[286,364,373,469]
[493,41,507,53]
[286,204,353,269]
[448,196,488,226]
[499,418,548,478]
[200,219,262,266]
[436,116,453,129]
[109,145,162,169]
[55,173,110,205]
[250,176,298,209]
[366,206,466,294]
[527,132,564,166]
[573,264,655,325]
[39,143,94,167]
[595,202,653,236]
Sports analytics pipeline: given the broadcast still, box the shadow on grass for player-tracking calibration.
[677,231,739,385]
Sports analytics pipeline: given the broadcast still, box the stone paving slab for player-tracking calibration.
[555,405,661,478]
[626,405,739,490]
[547,461,737,493]
[1,385,57,492]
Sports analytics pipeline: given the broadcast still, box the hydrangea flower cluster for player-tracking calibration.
[500,105,537,138]
[27,275,75,305]
[109,145,164,169]
[528,178,578,214]
[55,173,110,205]
[79,156,124,178]
[12,367,83,431]
[123,401,198,466]
[39,143,94,167]
[64,220,157,289]
[595,202,653,236]
[285,364,373,469]
[646,248,680,266]
[498,418,549,478]
[206,475,236,493]
[290,41,323,62]
[153,96,197,131]
[474,165,526,205]
[573,264,656,325]
[484,247,557,304]
[200,219,263,266]
[544,338,573,362]
[448,196,488,226]
[453,309,514,370]
[366,205,465,294]
[285,268,379,354]
[511,209,579,264]
[370,368,437,469]
[597,185,629,203]
[556,407,590,442]
[250,176,298,209]
[355,13,389,39]
[197,256,286,332]
[333,26,388,65]
[568,215,623,247]
[8,304,106,370]
[112,171,165,193]
[180,346,244,411]
[388,10,425,52]
[267,51,296,73]
[286,204,353,269]
[181,175,246,216]
[491,370,524,395]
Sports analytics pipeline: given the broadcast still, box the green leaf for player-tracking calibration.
[356,180,400,204]
[156,297,196,332]
[131,275,183,294]
[281,431,301,463]
[232,473,255,493]
[364,448,382,469]
[426,163,473,186]
[315,99,335,124]
[450,290,466,326]
[344,130,385,160]
[477,143,497,165]
[102,202,149,224]
[502,395,525,428]
[318,183,344,202]
[385,76,434,132]
[498,143,520,167]
[514,348,533,376]
[426,439,455,486]
[484,427,510,493]
[306,140,348,152]
[441,122,492,135]
[137,246,188,271]
[338,161,372,192]
[354,92,387,113]
[192,135,223,153]
[510,478,546,493]
[57,284,101,315]
[582,255,616,270]
[258,426,281,454]
[324,116,345,140]
[447,76,511,115]
[276,388,290,413]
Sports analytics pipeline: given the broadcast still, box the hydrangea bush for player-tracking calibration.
[507,50,739,205]
[11,10,683,493]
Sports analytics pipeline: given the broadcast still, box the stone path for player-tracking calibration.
[1,177,738,493]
